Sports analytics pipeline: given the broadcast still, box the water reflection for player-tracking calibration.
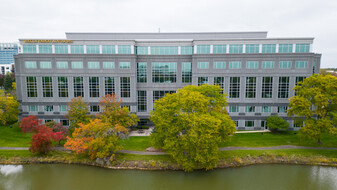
[1,164,337,190]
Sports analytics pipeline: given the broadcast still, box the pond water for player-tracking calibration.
[1,164,337,190]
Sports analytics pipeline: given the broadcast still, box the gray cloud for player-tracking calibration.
[0,0,336,67]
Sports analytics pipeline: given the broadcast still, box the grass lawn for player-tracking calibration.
[0,123,32,147]
[121,131,337,151]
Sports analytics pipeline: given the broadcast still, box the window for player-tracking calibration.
[153,91,175,102]
[72,62,83,69]
[295,76,306,95]
[104,77,115,95]
[278,44,293,53]
[86,45,100,54]
[262,77,273,98]
[213,62,226,69]
[152,62,177,83]
[40,61,52,69]
[118,45,131,54]
[26,76,37,97]
[137,91,147,112]
[279,61,292,69]
[261,106,271,113]
[102,45,116,54]
[198,62,209,69]
[73,77,84,97]
[196,45,210,54]
[213,45,226,54]
[229,106,239,113]
[90,105,100,112]
[103,62,114,69]
[61,120,69,126]
[120,77,130,98]
[246,77,256,98]
[198,77,208,86]
[88,62,100,69]
[278,77,289,98]
[58,77,68,97]
[25,61,37,69]
[214,77,224,93]
[229,61,241,69]
[245,106,255,112]
[120,62,130,69]
[261,120,267,128]
[151,46,178,55]
[54,45,68,54]
[182,62,192,83]
[262,61,274,69]
[59,105,68,112]
[137,62,147,83]
[278,106,288,113]
[42,77,53,97]
[44,105,54,112]
[245,44,259,53]
[295,61,308,68]
[262,44,276,53]
[56,61,68,69]
[89,77,99,97]
[295,44,310,53]
[246,61,258,69]
[181,46,193,55]
[39,45,52,53]
[245,121,254,127]
[229,44,243,53]
[23,45,37,53]
[136,46,148,55]
[28,105,38,112]
[230,77,240,98]
[70,45,84,54]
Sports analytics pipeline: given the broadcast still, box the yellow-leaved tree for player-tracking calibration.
[0,90,20,125]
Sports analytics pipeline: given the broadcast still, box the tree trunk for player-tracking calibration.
[317,138,322,145]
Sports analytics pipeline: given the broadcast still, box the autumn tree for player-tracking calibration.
[66,97,90,130]
[266,115,289,132]
[0,90,20,125]
[20,115,41,133]
[65,94,138,161]
[45,121,69,144]
[150,84,236,171]
[288,74,337,144]
[30,124,64,154]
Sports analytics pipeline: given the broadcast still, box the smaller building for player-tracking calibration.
[0,43,19,64]
[0,63,14,74]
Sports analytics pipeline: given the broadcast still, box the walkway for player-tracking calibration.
[2,145,337,155]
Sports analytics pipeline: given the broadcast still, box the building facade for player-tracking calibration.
[14,32,321,130]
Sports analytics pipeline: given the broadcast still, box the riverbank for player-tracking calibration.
[1,149,337,171]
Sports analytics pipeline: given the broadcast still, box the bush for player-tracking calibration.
[136,125,149,129]
[266,115,289,132]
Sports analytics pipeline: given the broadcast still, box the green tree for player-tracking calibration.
[266,115,289,132]
[0,90,20,125]
[3,73,13,91]
[150,84,236,171]
[66,97,90,130]
[287,74,337,144]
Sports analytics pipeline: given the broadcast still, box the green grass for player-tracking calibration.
[121,132,337,151]
[0,123,32,147]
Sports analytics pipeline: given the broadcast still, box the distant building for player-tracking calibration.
[0,63,14,75]
[14,32,321,130]
[0,43,19,65]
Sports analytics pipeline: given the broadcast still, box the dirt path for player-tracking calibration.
[1,145,337,155]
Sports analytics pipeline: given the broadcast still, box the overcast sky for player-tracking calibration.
[1,0,336,68]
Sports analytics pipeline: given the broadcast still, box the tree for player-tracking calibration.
[266,115,289,132]
[288,74,337,144]
[0,90,20,125]
[20,115,41,133]
[99,94,138,132]
[66,97,90,130]
[0,75,5,88]
[29,124,64,154]
[3,73,13,91]
[65,119,123,161]
[45,121,69,144]
[150,84,236,171]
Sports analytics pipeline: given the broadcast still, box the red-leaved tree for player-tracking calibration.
[20,116,41,133]
[29,125,65,154]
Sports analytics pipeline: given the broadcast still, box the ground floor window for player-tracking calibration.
[245,120,254,127]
